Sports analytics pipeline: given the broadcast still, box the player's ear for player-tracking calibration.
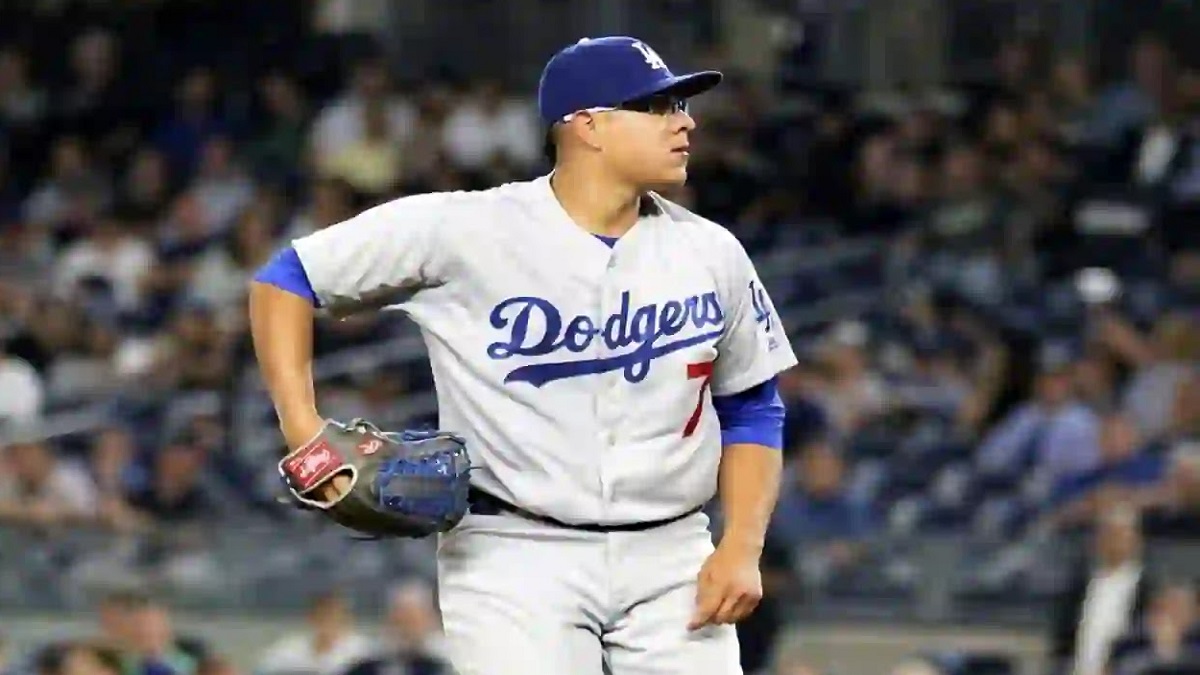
[566,113,606,152]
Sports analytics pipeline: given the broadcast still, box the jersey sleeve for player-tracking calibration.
[289,192,456,317]
[711,236,798,396]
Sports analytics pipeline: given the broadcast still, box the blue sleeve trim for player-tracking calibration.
[712,376,785,450]
[253,246,319,307]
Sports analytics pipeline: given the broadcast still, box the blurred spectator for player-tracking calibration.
[1051,504,1155,675]
[42,313,120,406]
[317,98,403,198]
[809,320,888,439]
[151,67,231,182]
[256,590,374,675]
[685,117,771,227]
[1141,441,1200,537]
[1087,34,1175,149]
[1109,581,1200,675]
[774,364,830,457]
[54,217,153,315]
[92,589,211,670]
[1073,347,1122,413]
[0,47,47,129]
[975,343,1101,490]
[92,588,212,662]
[399,90,454,190]
[246,72,310,182]
[768,442,875,586]
[188,137,255,234]
[187,203,279,329]
[150,191,223,297]
[887,333,977,425]
[54,28,138,158]
[343,579,452,675]
[284,178,355,240]
[1041,412,1167,531]
[23,136,110,234]
[0,216,51,286]
[887,286,1008,434]
[0,436,98,531]
[1050,56,1097,146]
[919,142,1014,306]
[121,303,234,393]
[1119,78,1192,190]
[1096,312,1199,443]
[112,148,173,229]
[308,58,415,165]
[849,127,923,237]
[36,642,123,675]
[109,593,202,675]
[95,589,150,656]
[4,297,84,375]
[0,347,44,428]
[440,79,540,174]
[88,426,148,533]
[69,433,222,596]
[1168,375,1200,443]
[127,431,215,525]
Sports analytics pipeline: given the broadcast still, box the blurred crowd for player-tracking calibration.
[0,581,454,675]
[0,2,1198,675]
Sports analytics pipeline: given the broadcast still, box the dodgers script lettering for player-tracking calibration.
[487,291,725,387]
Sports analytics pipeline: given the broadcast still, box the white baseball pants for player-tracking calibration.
[436,510,743,675]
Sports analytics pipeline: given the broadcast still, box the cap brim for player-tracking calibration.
[628,70,723,103]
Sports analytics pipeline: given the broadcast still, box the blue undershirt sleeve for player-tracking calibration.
[252,246,319,307]
[711,376,785,449]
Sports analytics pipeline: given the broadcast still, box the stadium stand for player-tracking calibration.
[0,2,1197,675]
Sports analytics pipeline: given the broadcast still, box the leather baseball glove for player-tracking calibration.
[278,418,472,538]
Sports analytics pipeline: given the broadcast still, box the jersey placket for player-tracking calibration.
[594,244,627,518]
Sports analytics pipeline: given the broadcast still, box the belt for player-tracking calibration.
[467,487,702,533]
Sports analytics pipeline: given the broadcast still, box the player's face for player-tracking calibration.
[598,93,696,188]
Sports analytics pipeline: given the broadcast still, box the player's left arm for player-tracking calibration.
[691,235,798,630]
[712,378,786,552]
[709,236,797,553]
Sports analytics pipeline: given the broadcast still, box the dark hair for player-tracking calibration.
[99,587,156,609]
[542,127,556,164]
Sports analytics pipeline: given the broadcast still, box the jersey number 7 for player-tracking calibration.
[683,361,714,437]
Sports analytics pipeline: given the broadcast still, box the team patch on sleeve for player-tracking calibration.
[749,280,780,352]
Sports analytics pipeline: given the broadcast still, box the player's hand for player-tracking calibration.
[689,541,763,630]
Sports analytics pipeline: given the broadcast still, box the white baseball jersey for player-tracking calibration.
[291,175,798,525]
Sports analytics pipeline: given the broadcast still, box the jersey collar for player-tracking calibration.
[530,173,662,250]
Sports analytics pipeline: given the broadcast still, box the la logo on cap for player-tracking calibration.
[631,40,668,70]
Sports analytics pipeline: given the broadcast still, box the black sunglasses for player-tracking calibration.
[617,93,689,116]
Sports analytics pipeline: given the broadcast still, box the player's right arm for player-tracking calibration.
[248,269,323,449]
[247,193,454,450]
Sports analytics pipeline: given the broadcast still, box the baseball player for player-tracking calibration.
[249,36,796,675]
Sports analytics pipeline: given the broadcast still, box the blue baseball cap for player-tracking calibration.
[537,36,722,126]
